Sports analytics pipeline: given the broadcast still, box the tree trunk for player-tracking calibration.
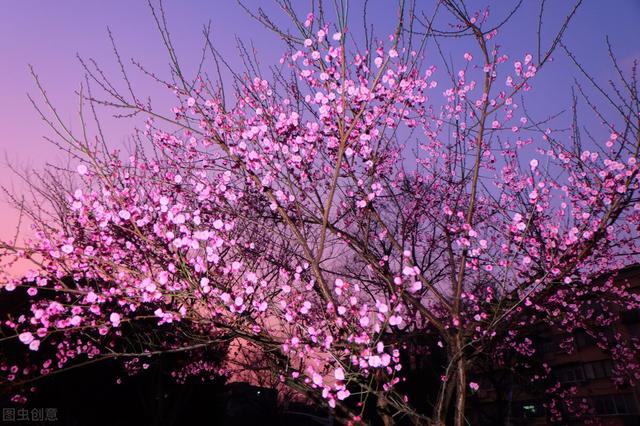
[376,395,394,426]
[432,365,455,425]
[453,338,467,426]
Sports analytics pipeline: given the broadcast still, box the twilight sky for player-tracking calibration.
[0,0,639,249]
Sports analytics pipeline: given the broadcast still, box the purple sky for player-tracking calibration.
[1,0,639,249]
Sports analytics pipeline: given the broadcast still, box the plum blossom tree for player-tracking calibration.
[2,1,640,424]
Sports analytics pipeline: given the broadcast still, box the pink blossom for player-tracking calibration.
[337,389,350,400]
[389,315,402,326]
[368,355,381,367]
[312,373,323,386]
[109,313,121,327]
[18,332,34,345]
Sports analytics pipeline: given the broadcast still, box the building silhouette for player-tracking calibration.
[472,265,640,425]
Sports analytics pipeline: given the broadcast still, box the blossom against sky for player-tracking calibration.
[0,0,639,244]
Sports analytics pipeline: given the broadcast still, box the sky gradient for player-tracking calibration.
[1,0,639,252]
